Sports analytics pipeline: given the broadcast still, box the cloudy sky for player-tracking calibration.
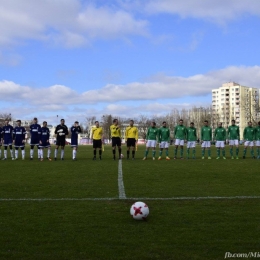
[1,0,260,125]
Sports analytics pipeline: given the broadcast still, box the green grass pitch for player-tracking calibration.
[0,144,260,259]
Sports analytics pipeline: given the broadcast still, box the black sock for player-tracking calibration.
[94,150,96,156]
[119,148,121,157]
[132,150,135,158]
[99,150,102,156]
[113,150,115,158]
[127,151,130,158]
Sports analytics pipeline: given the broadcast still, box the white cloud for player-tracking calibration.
[0,0,148,48]
[143,0,260,23]
[1,66,260,108]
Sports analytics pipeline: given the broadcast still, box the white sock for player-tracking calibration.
[61,149,64,159]
[22,150,25,159]
[55,149,58,158]
[38,149,41,159]
[0,149,1,158]
[10,149,13,158]
[73,149,76,159]
[47,149,51,158]
[30,149,33,158]
[15,150,18,159]
[4,150,7,158]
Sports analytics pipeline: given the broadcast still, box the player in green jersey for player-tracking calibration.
[143,122,159,160]
[227,119,240,159]
[174,119,186,159]
[214,122,226,159]
[255,121,260,159]
[201,120,212,159]
[158,121,170,160]
[243,121,256,159]
[186,122,197,159]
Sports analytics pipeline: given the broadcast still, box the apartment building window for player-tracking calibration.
[235,88,239,91]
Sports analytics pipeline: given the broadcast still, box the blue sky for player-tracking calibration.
[1,0,260,125]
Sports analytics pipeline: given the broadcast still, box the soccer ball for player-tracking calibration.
[121,154,124,158]
[130,201,149,220]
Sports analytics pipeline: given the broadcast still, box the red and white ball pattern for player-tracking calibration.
[130,201,149,220]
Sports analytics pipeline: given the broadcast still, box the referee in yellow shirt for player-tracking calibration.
[125,120,138,160]
[110,119,122,160]
[91,121,103,160]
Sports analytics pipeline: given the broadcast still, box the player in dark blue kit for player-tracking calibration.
[2,119,14,160]
[39,121,52,161]
[13,120,26,160]
[30,117,41,160]
[0,125,2,159]
[71,121,82,160]
[54,119,69,160]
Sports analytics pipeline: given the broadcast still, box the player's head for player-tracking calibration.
[190,122,194,127]
[43,121,47,127]
[113,119,118,125]
[204,120,208,126]
[248,121,252,126]
[231,119,235,125]
[33,117,38,124]
[60,119,65,125]
[218,122,222,127]
[179,119,183,125]
[162,121,166,127]
[4,119,9,125]
[151,121,156,127]
[16,120,21,126]
[129,120,134,126]
[95,121,99,127]
[74,121,79,126]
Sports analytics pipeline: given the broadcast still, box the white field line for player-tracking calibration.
[118,159,126,199]
[1,196,260,201]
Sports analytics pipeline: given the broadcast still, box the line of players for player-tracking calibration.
[141,119,260,160]
[1,117,260,161]
[0,118,81,161]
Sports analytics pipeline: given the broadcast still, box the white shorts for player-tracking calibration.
[175,139,184,146]
[256,141,260,146]
[216,141,225,148]
[244,141,254,147]
[201,141,211,148]
[146,140,157,148]
[187,141,196,148]
[229,140,239,146]
[159,141,169,148]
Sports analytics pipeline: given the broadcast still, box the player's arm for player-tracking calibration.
[78,126,82,133]
[237,127,240,141]
[110,125,116,135]
[65,126,69,135]
[125,127,128,142]
[135,127,138,142]
[12,129,16,143]
[54,126,59,134]
[243,128,246,140]
[22,127,26,143]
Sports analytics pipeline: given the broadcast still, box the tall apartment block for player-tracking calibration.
[212,82,259,138]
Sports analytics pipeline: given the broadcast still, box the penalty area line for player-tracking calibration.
[1,196,260,201]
